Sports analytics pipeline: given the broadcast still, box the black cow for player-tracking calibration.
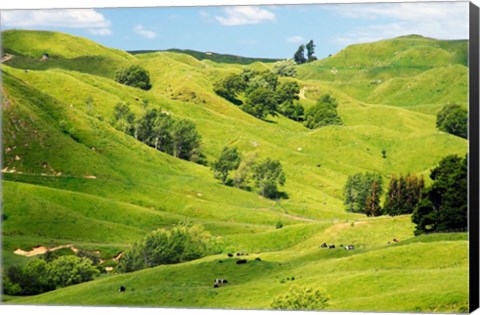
[345,245,355,250]
[227,253,234,257]
[329,245,335,249]
[119,286,126,292]
[320,242,328,248]
[236,259,247,264]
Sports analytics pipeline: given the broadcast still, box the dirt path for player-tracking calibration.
[14,244,79,257]
[299,87,306,99]
[1,54,14,63]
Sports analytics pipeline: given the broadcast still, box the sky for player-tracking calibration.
[0,1,471,60]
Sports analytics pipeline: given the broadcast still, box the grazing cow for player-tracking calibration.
[320,242,328,248]
[345,245,355,250]
[393,238,399,243]
[227,253,234,257]
[329,245,335,249]
[119,286,126,292]
[213,278,228,288]
[236,259,247,264]
[255,257,262,261]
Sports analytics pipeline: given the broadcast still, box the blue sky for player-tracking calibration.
[1,2,469,59]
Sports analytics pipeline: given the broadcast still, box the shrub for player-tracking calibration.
[118,223,211,273]
[271,284,329,310]
[115,65,152,90]
[47,255,99,287]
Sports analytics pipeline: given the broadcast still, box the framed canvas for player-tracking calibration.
[0,1,479,315]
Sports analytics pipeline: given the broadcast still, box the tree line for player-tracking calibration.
[111,103,205,164]
[343,154,467,234]
[211,147,286,199]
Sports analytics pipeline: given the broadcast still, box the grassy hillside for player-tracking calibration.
[2,30,136,78]
[297,35,468,114]
[1,30,469,312]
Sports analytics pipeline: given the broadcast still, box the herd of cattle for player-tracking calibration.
[117,239,402,292]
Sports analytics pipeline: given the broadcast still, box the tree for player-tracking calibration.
[304,94,342,129]
[383,174,424,216]
[171,119,202,160]
[272,59,297,77]
[233,152,258,189]
[47,256,99,287]
[252,158,286,199]
[111,102,136,136]
[276,81,300,105]
[306,40,317,62]
[412,155,467,235]
[344,172,383,216]
[436,104,468,139]
[118,223,211,272]
[242,87,278,119]
[293,44,307,64]
[271,284,329,310]
[213,73,246,104]
[115,65,152,90]
[212,146,241,185]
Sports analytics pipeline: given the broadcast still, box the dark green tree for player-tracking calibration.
[171,119,202,160]
[412,155,467,235]
[213,73,246,104]
[293,44,307,64]
[212,146,241,185]
[306,40,317,62]
[304,94,342,129]
[242,87,278,119]
[436,104,468,139]
[115,65,152,90]
[252,158,286,199]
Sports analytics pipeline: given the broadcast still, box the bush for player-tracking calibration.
[304,94,342,129]
[47,255,99,287]
[118,223,211,273]
[436,104,467,139]
[271,284,329,310]
[115,65,152,90]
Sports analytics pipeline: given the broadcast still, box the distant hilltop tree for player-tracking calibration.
[293,40,317,64]
[115,65,152,90]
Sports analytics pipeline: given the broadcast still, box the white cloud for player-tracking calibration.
[133,24,156,39]
[286,35,305,44]
[89,28,112,36]
[332,2,468,46]
[2,9,111,28]
[215,6,276,26]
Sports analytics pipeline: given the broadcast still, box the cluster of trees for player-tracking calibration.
[272,59,297,77]
[344,172,384,217]
[3,255,99,296]
[111,104,205,164]
[304,94,342,129]
[214,69,303,121]
[343,154,467,235]
[383,174,424,216]
[436,103,468,139]
[211,147,286,199]
[412,155,467,235]
[115,65,152,90]
[293,40,317,64]
[118,223,211,273]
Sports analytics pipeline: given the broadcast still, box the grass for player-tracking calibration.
[0,30,470,312]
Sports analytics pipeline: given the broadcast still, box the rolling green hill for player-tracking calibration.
[1,31,469,312]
